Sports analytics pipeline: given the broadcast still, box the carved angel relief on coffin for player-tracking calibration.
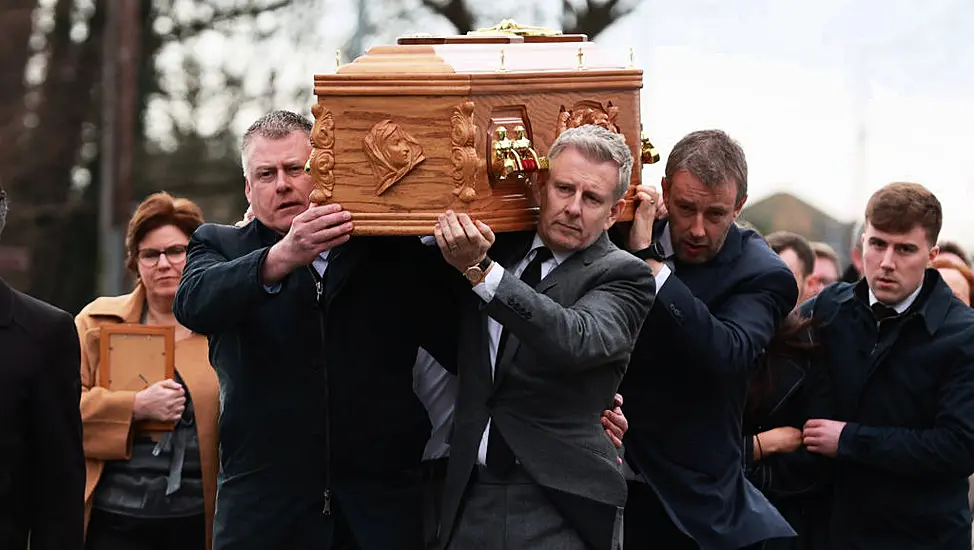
[308,104,336,204]
[555,100,621,137]
[363,120,425,196]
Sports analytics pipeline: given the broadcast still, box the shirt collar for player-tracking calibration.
[532,233,573,266]
[869,276,924,314]
[659,222,675,258]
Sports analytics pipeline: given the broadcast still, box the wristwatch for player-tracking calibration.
[632,241,666,262]
[463,257,493,285]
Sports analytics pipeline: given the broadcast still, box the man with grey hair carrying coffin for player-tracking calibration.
[174,110,461,550]
[434,125,658,550]
[617,129,798,549]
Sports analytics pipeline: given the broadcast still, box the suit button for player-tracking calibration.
[668,303,684,323]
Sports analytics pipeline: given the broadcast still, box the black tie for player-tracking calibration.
[871,302,897,322]
[486,246,553,475]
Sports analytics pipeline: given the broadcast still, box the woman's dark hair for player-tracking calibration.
[746,311,818,417]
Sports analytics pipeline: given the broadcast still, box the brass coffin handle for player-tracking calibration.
[641,130,660,165]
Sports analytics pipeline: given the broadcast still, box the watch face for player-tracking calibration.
[465,267,484,283]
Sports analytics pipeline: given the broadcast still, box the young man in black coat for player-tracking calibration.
[802,182,974,549]
[0,186,85,550]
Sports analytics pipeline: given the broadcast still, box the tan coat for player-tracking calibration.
[76,284,219,549]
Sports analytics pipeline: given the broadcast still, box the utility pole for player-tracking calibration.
[97,0,140,295]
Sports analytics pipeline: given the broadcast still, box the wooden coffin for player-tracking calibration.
[308,21,659,236]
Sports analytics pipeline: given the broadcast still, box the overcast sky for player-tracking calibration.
[598,0,974,246]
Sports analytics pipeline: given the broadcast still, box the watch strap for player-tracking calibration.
[632,241,665,262]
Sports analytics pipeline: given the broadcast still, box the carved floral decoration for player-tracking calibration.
[308,103,335,204]
[555,100,621,137]
[449,100,482,203]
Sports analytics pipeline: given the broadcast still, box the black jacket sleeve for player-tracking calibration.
[174,223,276,335]
[836,349,974,479]
[29,311,85,550]
[653,265,798,375]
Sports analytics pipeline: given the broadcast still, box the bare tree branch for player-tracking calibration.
[0,1,36,190]
[563,0,642,38]
[419,0,476,34]
[170,0,292,42]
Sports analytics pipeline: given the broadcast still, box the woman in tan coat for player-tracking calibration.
[77,193,219,550]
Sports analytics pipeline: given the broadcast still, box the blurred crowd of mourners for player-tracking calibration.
[3,111,974,550]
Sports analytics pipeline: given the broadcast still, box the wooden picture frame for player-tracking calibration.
[98,323,177,431]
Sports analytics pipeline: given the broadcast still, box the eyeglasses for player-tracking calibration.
[138,245,187,267]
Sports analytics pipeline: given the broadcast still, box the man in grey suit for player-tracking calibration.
[433,125,657,550]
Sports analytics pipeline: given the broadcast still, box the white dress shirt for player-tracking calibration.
[413,349,458,461]
[654,222,675,289]
[868,277,923,314]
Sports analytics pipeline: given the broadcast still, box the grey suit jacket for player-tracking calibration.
[440,232,656,550]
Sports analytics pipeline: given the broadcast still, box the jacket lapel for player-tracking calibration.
[491,233,608,390]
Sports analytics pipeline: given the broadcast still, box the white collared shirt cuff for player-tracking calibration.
[655,264,671,290]
[263,282,282,294]
[472,264,505,302]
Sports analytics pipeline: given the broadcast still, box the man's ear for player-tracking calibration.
[733,194,749,218]
[604,198,625,230]
[928,245,940,264]
[244,177,253,204]
[660,177,670,203]
[803,273,820,295]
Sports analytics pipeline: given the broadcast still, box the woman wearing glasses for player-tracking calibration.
[76,192,219,550]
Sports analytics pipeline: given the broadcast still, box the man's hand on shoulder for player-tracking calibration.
[261,203,353,285]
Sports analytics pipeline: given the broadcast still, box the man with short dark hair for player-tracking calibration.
[802,182,974,549]
[841,219,866,283]
[0,185,86,550]
[807,241,841,299]
[938,240,972,268]
[766,230,815,303]
[619,129,798,549]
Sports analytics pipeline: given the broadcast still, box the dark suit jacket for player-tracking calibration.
[440,232,655,550]
[173,221,458,550]
[619,221,799,549]
[802,270,974,549]
[0,278,85,550]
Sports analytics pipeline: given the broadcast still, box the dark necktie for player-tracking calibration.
[486,246,553,475]
[871,302,898,322]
